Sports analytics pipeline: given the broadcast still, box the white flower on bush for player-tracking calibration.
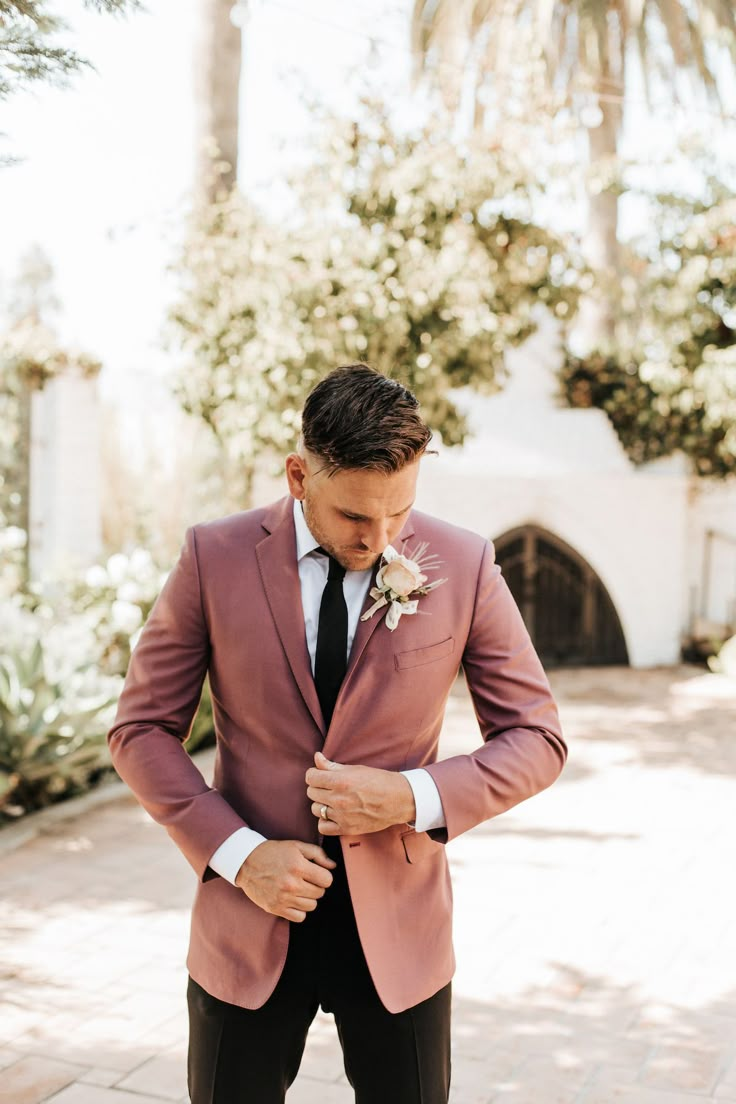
[106,553,131,587]
[111,599,143,635]
[0,526,27,552]
[84,564,109,589]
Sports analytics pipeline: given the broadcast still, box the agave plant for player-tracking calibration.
[0,625,121,817]
[708,635,736,678]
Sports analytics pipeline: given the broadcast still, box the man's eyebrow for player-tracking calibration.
[340,501,415,520]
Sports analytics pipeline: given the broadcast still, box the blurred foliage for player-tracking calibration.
[708,634,736,677]
[28,548,168,678]
[0,250,218,818]
[184,675,215,756]
[0,597,121,819]
[409,0,736,125]
[169,100,586,503]
[0,0,141,103]
[0,546,216,821]
[561,156,736,476]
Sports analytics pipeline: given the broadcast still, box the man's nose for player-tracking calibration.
[360,522,391,553]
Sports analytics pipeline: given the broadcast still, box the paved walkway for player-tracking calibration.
[1,665,735,1104]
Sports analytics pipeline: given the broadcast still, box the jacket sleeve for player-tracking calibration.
[423,539,567,841]
[107,526,249,881]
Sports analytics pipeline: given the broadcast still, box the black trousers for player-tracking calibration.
[187,837,451,1103]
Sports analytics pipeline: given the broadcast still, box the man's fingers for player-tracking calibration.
[317,818,340,836]
[292,878,325,900]
[306,785,334,803]
[314,750,343,770]
[305,768,343,790]
[283,908,307,923]
[295,841,337,868]
[300,860,334,889]
[293,895,319,913]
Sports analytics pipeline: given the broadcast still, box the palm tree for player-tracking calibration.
[410,0,736,348]
[195,0,245,200]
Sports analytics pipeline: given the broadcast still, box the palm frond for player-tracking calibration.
[410,0,438,78]
[82,0,142,12]
[469,0,495,37]
[624,0,646,27]
[409,0,475,111]
[684,9,721,102]
[635,15,654,111]
[656,0,689,66]
[535,0,556,42]
[411,0,736,116]
[698,0,736,43]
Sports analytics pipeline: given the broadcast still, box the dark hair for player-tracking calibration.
[300,364,435,475]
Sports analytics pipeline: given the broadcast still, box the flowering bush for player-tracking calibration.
[562,162,736,476]
[169,100,585,504]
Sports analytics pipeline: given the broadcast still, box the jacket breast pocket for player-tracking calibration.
[394,635,455,672]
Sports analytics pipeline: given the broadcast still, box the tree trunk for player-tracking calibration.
[195,0,243,200]
[578,75,623,354]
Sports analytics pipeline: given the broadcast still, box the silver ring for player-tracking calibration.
[320,804,329,820]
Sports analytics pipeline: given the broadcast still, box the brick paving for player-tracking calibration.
[0,664,735,1103]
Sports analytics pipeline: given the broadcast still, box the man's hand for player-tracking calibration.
[235,840,336,922]
[306,751,416,836]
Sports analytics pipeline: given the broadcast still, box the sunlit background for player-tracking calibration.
[1,2,736,1101]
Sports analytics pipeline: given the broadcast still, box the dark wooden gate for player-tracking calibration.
[494,526,628,667]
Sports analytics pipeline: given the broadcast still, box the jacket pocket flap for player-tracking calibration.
[394,636,455,671]
[400,827,444,864]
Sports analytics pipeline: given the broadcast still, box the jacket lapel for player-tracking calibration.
[256,494,417,738]
[256,497,324,734]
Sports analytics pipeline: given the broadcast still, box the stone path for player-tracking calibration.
[1,664,735,1103]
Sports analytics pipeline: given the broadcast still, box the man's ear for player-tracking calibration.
[285,452,307,499]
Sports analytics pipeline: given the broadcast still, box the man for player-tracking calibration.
[107,363,566,1103]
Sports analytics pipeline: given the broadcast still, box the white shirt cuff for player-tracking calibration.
[208,827,268,885]
[400,768,446,832]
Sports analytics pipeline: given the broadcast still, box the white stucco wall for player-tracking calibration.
[416,466,690,667]
[29,370,102,578]
[685,476,736,633]
[414,308,694,667]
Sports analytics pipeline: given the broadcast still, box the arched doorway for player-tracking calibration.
[494,525,629,667]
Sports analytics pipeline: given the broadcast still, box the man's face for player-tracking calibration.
[285,449,420,573]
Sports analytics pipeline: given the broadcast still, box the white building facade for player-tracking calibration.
[415,309,736,669]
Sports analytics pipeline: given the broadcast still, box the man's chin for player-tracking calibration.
[348,550,379,570]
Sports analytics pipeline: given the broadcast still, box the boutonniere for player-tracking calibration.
[360,541,448,632]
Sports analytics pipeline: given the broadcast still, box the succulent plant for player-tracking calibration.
[0,621,121,817]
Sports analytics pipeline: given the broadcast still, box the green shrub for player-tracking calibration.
[184,676,216,755]
[0,545,218,822]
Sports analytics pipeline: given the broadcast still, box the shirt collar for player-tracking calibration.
[292,496,322,561]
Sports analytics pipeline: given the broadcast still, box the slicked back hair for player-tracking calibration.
[299,364,435,476]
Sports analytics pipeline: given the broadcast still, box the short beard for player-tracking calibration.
[300,494,379,570]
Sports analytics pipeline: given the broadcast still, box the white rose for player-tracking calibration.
[380,555,427,597]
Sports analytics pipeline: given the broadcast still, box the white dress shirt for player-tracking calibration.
[208,496,446,884]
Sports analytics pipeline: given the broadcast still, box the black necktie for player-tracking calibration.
[314,548,348,730]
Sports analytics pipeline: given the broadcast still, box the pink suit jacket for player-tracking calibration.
[107,494,566,1013]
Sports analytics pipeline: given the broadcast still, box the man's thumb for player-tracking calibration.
[314,750,342,770]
